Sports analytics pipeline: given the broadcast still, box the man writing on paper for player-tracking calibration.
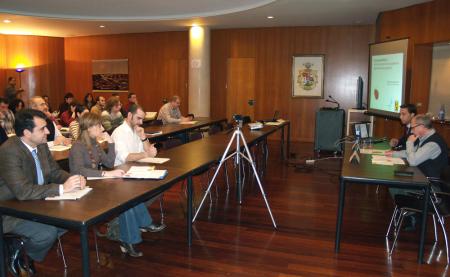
[111,104,165,231]
[0,109,86,275]
[389,104,417,150]
[157,95,193,124]
[387,114,448,230]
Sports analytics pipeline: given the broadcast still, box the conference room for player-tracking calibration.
[1,0,450,276]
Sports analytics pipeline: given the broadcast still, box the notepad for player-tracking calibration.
[264,121,283,126]
[179,121,198,125]
[137,157,170,164]
[124,166,168,180]
[45,187,92,200]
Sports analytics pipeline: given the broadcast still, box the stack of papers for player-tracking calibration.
[360,149,388,155]
[46,187,92,200]
[265,121,283,126]
[248,122,263,130]
[137,157,170,164]
[180,121,198,125]
[124,166,168,180]
[49,144,72,152]
[371,155,405,166]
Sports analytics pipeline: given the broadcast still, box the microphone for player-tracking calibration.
[327,95,340,109]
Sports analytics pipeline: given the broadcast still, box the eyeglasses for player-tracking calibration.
[411,124,423,129]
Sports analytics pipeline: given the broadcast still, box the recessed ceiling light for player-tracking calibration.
[267,16,274,19]
[3,19,11,24]
[99,25,105,28]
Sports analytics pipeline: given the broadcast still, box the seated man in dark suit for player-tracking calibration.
[0,109,86,274]
[387,114,448,230]
[389,103,417,150]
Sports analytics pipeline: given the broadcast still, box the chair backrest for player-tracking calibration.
[189,131,203,142]
[208,124,222,136]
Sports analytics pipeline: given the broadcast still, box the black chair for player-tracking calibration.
[386,165,450,264]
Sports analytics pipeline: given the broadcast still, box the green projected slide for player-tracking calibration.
[369,53,404,113]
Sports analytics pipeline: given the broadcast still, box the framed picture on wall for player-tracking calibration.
[291,55,325,98]
[92,59,129,92]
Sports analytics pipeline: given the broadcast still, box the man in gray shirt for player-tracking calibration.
[157,95,192,124]
[4,77,24,104]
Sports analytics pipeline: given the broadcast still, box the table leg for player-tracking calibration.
[280,124,285,160]
[286,122,291,161]
[187,176,193,246]
[418,184,430,263]
[0,215,5,277]
[80,226,90,277]
[335,178,346,252]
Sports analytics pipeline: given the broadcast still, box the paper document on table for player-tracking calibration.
[137,157,170,164]
[124,166,167,179]
[87,176,120,180]
[179,121,198,125]
[45,187,92,200]
[265,121,283,126]
[371,155,405,166]
[49,144,72,152]
[360,149,389,155]
[146,131,163,136]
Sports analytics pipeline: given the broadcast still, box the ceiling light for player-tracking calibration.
[267,16,274,19]
[99,25,105,28]
[3,19,11,24]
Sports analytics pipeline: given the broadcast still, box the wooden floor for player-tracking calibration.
[36,142,449,276]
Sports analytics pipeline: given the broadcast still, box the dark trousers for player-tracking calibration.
[7,219,61,262]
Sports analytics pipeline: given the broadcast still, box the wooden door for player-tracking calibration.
[226,58,255,121]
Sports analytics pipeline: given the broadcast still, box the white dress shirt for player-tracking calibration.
[111,121,144,166]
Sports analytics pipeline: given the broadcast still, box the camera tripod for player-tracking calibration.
[192,119,277,228]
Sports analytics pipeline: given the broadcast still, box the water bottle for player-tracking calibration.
[438,104,445,121]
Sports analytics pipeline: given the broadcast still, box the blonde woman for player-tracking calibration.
[69,112,155,257]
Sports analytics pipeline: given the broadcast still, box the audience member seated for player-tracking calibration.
[60,102,78,127]
[389,104,417,150]
[3,76,24,104]
[69,112,158,257]
[111,104,165,231]
[0,109,86,275]
[29,96,71,146]
[102,97,124,132]
[84,92,95,111]
[0,97,15,135]
[91,96,106,115]
[0,125,7,145]
[157,95,193,124]
[9,98,25,114]
[58,92,74,114]
[387,114,448,230]
[69,104,89,140]
[123,92,138,115]
[42,94,52,113]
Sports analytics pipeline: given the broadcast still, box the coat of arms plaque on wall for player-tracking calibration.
[292,55,324,98]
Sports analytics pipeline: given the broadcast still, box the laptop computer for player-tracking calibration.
[262,110,279,123]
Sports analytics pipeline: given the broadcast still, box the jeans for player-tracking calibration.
[118,203,152,244]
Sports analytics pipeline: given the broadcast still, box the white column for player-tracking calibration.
[188,26,210,117]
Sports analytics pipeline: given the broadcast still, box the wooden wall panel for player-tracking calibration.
[64,32,189,113]
[375,0,450,141]
[0,35,65,108]
[211,26,375,142]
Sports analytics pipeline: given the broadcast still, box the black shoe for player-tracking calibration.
[140,223,166,233]
[402,214,417,232]
[119,243,143,258]
[17,256,36,276]
[6,237,24,277]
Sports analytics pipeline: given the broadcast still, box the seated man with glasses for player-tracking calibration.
[386,114,448,230]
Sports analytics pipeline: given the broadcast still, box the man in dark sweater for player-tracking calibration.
[387,114,448,230]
